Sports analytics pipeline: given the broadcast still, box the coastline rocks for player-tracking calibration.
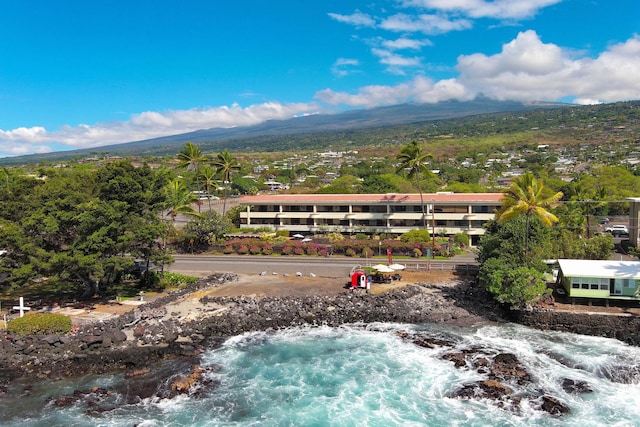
[512,308,640,347]
[0,274,504,380]
[397,331,572,417]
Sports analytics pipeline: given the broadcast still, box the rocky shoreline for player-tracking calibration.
[4,272,640,420]
[0,272,505,382]
[2,271,640,384]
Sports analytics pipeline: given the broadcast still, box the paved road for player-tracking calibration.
[167,254,479,278]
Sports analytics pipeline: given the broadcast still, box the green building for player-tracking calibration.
[557,259,640,301]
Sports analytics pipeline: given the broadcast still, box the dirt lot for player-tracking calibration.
[89,270,457,315]
[88,269,640,318]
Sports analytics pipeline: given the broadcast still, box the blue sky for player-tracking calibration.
[1,0,638,158]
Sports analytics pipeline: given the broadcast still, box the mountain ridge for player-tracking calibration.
[0,98,573,165]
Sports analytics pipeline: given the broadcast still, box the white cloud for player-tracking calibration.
[457,31,640,102]
[327,11,376,27]
[332,58,361,77]
[316,32,640,107]
[315,75,473,107]
[381,13,472,34]
[382,37,432,50]
[0,126,49,142]
[399,0,563,20]
[0,101,320,156]
[371,48,423,75]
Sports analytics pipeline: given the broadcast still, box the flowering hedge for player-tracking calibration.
[211,237,443,258]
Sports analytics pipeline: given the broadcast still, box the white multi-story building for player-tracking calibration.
[238,192,503,246]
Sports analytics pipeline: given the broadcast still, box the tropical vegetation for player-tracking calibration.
[0,100,638,310]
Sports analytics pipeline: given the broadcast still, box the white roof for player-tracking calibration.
[558,259,640,280]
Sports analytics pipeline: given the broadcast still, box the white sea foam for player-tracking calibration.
[6,323,640,426]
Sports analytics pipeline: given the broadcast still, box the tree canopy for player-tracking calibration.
[0,161,168,297]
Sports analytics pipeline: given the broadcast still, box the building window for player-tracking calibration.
[600,278,609,290]
[439,205,468,213]
[472,205,495,213]
[352,205,370,213]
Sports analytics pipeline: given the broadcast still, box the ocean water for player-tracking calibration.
[3,323,640,426]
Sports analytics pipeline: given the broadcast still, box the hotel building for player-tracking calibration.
[238,193,503,246]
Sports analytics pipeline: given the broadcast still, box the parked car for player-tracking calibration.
[599,217,610,224]
[604,224,628,235]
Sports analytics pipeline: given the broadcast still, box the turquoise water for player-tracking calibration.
[3,323,640,426]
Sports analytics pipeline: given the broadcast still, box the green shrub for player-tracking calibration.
[160,272,199,289]
[345,248,356,257]
[327,232,345,244]
[400,229,431,244]
[454,233,470,247]
[8,313,72,336]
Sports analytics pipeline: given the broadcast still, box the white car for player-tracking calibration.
[605,224,628,235]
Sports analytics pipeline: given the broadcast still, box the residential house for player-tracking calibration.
[557,259,640,302]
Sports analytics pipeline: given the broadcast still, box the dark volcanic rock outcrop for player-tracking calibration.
[0,273,504,381]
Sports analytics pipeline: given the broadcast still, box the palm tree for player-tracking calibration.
[159,178,199,274]
[198,166,217,211]
[163,178,200,225]
[395,140,433,228]
[176,142,207,210]
[496,172,563,255]
[213,150,241,215]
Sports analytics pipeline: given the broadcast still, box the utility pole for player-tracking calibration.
[431,199,436,259]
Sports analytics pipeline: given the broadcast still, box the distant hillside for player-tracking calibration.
[5,97,636,166]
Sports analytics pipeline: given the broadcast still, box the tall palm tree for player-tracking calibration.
[395,140,433,228]
[177,142,207,210]
[212,150,241,215]
[496,172,563,255]
[198,166,217,211]
[159,178,199,274]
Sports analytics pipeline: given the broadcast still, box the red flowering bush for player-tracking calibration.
[281,245,293,255]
